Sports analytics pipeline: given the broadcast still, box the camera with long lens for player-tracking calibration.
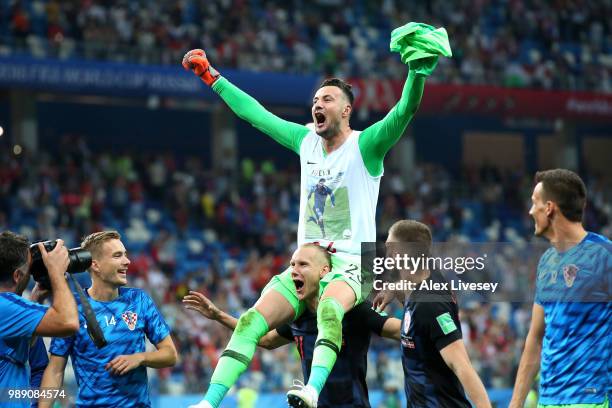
[29,240,92,288]
[29,240,107,348]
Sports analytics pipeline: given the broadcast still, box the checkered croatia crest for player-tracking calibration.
[121,311,138,331]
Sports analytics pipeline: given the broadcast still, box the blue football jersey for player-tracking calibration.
[50,287,170,408]
[29,337,49,408]
[0,293,48,408]
[535,232,611,405]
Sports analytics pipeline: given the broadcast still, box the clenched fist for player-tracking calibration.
[182,49,220,86]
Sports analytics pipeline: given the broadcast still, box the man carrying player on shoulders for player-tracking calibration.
[183,22,451,408]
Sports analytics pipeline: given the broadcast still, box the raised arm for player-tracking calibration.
[183,291,291,350]
[358,69,425,177]
[183,291,239,331]
[359,22,452,176]
[34,241,79,337]
[183,49,310,154]
[213,78,310,153]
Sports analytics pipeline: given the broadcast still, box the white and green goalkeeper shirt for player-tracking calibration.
[212,69,426,255]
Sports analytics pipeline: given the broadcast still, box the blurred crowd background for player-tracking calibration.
[2,0,611,91]
[3,134,610,396]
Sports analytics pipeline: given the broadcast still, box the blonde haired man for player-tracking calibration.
[40,231,177,407]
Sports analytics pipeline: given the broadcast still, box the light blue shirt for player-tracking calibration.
[0,293,48,408]
[535,232,611,405]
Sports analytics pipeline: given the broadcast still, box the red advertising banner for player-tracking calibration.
[350,79,612,121]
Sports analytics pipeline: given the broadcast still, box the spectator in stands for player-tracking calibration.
[1,1,609,92]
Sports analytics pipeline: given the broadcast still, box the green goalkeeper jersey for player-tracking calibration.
[212,71,425,254]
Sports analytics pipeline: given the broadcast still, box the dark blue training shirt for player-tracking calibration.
[277,301,389,408]
[401,270,470,408]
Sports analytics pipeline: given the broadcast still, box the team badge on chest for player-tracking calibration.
[401,311,415,349]
[403,311,411,335]
[121,311,138,330]
[562,264,579,287]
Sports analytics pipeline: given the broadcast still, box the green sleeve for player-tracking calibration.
[358,70,425,176]
[212,77,309,154]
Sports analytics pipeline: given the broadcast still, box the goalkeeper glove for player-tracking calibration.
[409,56,439,76]
[182,49,220,86]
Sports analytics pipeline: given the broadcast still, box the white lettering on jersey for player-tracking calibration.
[104,315,117,327]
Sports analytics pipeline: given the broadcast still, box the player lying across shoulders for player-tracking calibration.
[184,243,401,408]
[182,22,451,408]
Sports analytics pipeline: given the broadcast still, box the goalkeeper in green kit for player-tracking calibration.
[182,23,452,408]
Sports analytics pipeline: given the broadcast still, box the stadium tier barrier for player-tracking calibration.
[1,56,610,120]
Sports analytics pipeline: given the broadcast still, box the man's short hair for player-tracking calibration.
[302,243,332,269]
[81,231,122,259]
[389,220,433,257]
[319,78,354,106]
[535,169,586,222]
[0,231,30,284]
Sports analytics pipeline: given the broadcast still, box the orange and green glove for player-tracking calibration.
[182,49,220,86]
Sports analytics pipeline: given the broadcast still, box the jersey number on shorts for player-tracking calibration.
[344,264,361,284]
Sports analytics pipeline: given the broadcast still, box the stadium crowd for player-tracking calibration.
[1,134,610,395]
[1,0,610,92]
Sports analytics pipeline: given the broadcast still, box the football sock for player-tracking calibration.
[204,308,269,407]
[307,297,345,394]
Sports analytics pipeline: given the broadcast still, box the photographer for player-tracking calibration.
[0,231,79,404]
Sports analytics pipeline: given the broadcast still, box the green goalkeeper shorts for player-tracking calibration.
[261,252,369,320]
[319,252,368,303]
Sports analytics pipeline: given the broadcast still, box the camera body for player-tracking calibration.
[30,240,92,288]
